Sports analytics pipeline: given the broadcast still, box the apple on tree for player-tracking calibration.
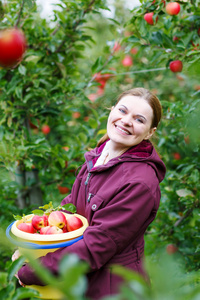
[166,244,178,254]
[72,112,81,119]
[41,124,51,135]
[173,152,181,160]
[144,12,158,25]
[122,55,133,67]
[0,28,26,68]
[165,2,180,16]
[57,185,70,195]
[169,60,183,73]
[112,41,121,53]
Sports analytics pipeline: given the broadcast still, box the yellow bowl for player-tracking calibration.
[8,212,88,299]
[10,212,88,258]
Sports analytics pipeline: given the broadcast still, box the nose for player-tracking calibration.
[121,115,132,126]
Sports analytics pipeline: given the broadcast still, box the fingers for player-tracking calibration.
[12,249,20,261]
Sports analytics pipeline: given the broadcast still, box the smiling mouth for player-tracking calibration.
[115,125,131,135]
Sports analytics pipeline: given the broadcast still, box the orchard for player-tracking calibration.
[0,0,199,299]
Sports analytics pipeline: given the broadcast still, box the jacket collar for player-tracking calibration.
[85,140,153,168]
[84,139,166,183]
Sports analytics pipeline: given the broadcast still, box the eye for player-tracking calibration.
[135,118,144,123]
[119,108,126,114]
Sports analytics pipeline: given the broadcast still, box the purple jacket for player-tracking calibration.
[18,140,166,299]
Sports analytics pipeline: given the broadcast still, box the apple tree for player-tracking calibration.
[0,0,112,218]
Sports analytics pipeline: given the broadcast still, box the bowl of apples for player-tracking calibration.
[7,203,88,258]
[6,203,88,299]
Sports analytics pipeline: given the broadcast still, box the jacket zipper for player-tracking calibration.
[85,172,91,185]
[85,172,92,202]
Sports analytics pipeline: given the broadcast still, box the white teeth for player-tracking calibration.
[116,125,130,135]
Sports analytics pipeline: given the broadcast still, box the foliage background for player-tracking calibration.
[0,0,199,299]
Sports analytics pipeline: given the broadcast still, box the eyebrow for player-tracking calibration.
[118,104,147,121]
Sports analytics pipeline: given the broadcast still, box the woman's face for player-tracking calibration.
[107,95,156,151]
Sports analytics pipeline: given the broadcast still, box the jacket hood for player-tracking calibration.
[85,140,166,183]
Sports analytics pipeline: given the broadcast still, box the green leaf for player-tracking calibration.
[24,0,35,8]
[13,214,22,220]
[12,287,40,300]
[91,57,103,73]
[18,65,26,76]
[0,272,7,288]
[88,118,98,129]
[25,55,41,64]
[56,62,67,78]
[78,132,87,143]
[176,189,193,197]
[0,283,15,300]
[97,129,107,135]
[7,257,25,282]
[31,209,44,216]
[61,203,76,213]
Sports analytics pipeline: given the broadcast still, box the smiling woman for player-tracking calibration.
[16,87,166,300]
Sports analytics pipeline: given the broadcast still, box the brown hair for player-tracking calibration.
[97,87,162,147]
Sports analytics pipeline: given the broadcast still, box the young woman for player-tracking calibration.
[16,87,166,299]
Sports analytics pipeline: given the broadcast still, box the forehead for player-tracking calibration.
[117,95,153,115]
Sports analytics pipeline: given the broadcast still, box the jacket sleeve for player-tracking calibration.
[18,180,158,285]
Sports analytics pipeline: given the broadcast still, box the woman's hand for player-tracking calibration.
[12,249,26,287]
[12,249,20,262]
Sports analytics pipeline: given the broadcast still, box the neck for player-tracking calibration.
[106,141,129,161]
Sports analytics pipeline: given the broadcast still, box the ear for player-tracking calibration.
[144,127,156,140]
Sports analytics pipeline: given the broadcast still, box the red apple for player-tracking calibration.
[17,222,36,234]
[173,152,181,160]
[62,146,69,151]
[166,244,178,254]
[169,60,183,72]
[97,87,105,96]
[40,225,51,234]
[166,2,180,15]
[32,214,49,230]
[144,12,158,25]
[112,41,121,52]
[46,226,63,234]
[173,36,179,42]
[58,185,70,195]
[88,93,98,102]
[48,211,67,229]
[84,116,89,122]
[66,215,83,232]
[130,48,138,55]
[41,124,51,135]
[122,55,133,67]
[62,224,68,233]
[0,28,26,68]
[29,118,39,129]
[72,112,81,119]
[184,136,190,144]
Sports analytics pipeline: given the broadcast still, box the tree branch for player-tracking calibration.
[55,0,96,53]
[174,207,194,227]
[15,0,25,27]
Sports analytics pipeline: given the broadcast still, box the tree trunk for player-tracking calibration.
[15,165,26,209]
[25,169,43,208]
